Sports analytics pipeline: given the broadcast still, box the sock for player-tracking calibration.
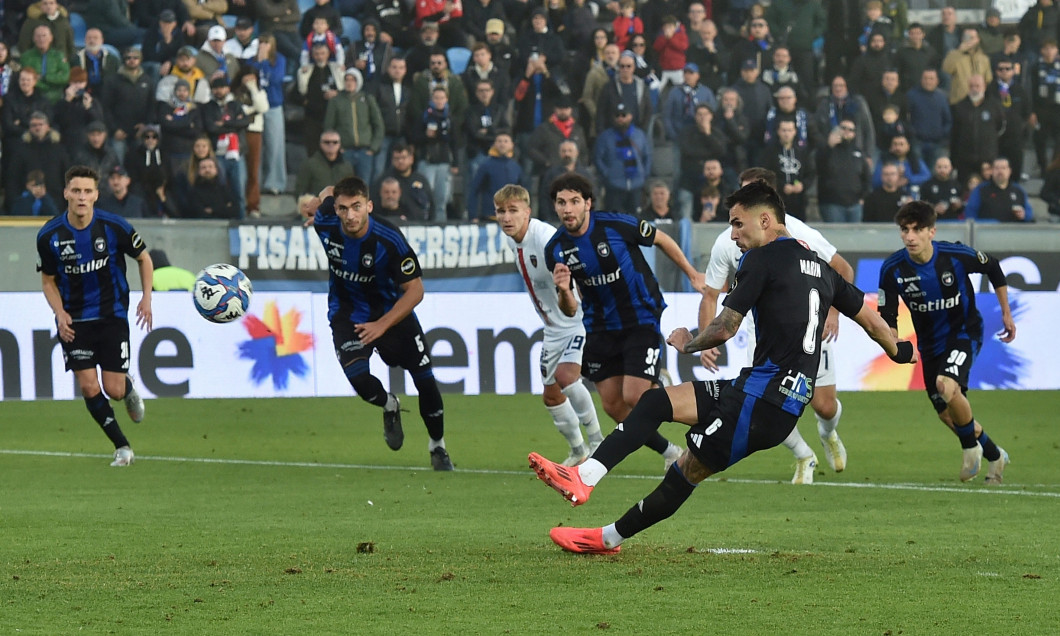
[348,371,389,408]
[593,388,673,471]
[120,375,133,401]
[601,523,625,549]
[977,429,1001,461]
[384,393,399,411]
[412,371,445,442]
[85,393,129,449]
[429,437,446,451]
[562,380,602,443]
[782,426,815,460]
[578,458,608,486]
[644,431,672,454]
[547,400,585,448]
[815,398,842,439]
[614,463,697,541]
[954,418,978,449]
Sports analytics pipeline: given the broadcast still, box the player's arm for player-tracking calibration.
[553,263,579,317]
[994,284,1016,342]
[696,283,724,370]
[852,303,916,364]
[134,249,154,332]
[653,230,705,291]
[41,273,75,343]
[668,306,743,354]
[354,277,424,345]
[822,252,854,343]
[974,250,1017,343]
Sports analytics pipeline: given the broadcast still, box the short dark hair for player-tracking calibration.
[895,200,936,229]
[738,167,777,189]
[724,180,785,224]
[391,142,413,156]
[549,172,594,204]
[65,165,100,185]
[333,175,370,200]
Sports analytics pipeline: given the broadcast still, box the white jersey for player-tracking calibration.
[507,218,584,335]
[704,216,839,382]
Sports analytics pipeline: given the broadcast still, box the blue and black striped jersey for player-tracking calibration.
[725,238,864,416]
[313,197,423,324]
[544,211,665,333]
[878,241,1007,357]
[36,209,146,321]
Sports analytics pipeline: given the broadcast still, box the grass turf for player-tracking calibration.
[2,390,1058,634]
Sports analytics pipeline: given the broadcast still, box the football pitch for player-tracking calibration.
[3,390,1058,634]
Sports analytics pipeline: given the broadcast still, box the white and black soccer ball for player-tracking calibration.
[192,263,253,323]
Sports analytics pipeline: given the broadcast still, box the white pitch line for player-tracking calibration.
[3,449,1059,498]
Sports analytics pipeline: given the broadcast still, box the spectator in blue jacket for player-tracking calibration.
[661,63,716,140]
[594,103,652,213]
[872,134,930,189]
[905,67,952,170]
[468,132,522,222]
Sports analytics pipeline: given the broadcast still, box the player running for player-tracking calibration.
[544,173,705,470]
[494,184,604,466]
[699,168,856,484]
[528,181,915,553]
[36,165,152,467]
[878,200,1015,483]
[304,176,453,470]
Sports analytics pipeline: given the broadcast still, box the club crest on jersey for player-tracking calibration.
[596,242,610,258]
[941,271,954,286]
[638,220,653,237]
[400,257,416,276]
[529,255,538,268]
[361,253,374,268]
[94,237,106,253]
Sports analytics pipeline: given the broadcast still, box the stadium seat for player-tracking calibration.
[341,17,362,43]
[102,43,121,60]
[447,47,472,74]
[222,14,238,29]
[297,0,316,14]
[70,12,87,49]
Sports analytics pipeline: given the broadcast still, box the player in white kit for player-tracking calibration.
[698,168,855,484]
[494,184,604,466]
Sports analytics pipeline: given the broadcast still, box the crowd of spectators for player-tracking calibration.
[1,0,1057,223]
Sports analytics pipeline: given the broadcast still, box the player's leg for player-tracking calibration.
[66,319,135,466]
[811,340,844,472]
[75,367,132,457]
[620,327,682,464]
[99,316,145,423]
[542,338,588,465]
[530,382,700,506]
[331,322,400,449]
[554,332,604,450]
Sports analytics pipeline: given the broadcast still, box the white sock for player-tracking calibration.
[428,437,445,451]
[601,523,625,548]
[578,458,608,487]
[384,393,399,411]
[546,400,585,448]
[816,398,843,439]
[562,380,602,443]
[782,427,814,460]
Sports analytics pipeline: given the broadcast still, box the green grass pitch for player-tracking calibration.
[2,390,1059,634]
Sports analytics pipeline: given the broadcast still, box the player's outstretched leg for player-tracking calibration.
[411,370,453,471]
[347,368,403,451]
[383,393,404,451]
[528,452,594,505]
[123,375,145,423]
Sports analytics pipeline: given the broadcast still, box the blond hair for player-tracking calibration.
[493,184,530,208]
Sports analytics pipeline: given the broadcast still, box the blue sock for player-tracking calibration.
[978,430,1001,461]
[954,419,977,449]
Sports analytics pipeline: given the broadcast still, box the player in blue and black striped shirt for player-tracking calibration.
[878,200,1016,484]
[307,176,453,471]
[36,165,153,468]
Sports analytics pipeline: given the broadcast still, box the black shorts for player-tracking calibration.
[920,339,978,413]
[581,325,662,383]
[331,314,433,375]
[684,380,799,473]
[60,316,131,373]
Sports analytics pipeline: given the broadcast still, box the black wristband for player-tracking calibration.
[888,341,914,363]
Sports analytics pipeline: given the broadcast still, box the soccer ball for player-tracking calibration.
[192,263,253,323]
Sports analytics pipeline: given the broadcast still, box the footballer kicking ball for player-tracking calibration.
[192,263,253,323]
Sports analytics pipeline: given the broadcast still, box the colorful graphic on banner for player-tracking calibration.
[238,300,315,390]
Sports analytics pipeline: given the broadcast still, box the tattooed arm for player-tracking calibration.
[666,307,745,354]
